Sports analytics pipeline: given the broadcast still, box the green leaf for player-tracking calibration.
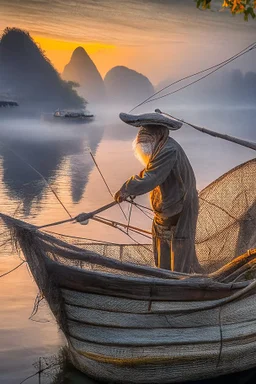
[247,7,256,19]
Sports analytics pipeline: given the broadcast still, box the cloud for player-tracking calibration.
[0,0,255,46]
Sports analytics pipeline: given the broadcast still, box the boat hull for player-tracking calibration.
[2,209,255,383]
[60,286,256,383]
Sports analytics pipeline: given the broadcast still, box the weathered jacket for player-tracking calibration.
[120,136,199,243]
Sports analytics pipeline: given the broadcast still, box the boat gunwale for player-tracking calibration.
[44,257,256,302]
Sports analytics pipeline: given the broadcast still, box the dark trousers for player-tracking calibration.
[152,215,202,273]
[152,214,180,270]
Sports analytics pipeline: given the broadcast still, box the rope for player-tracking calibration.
[126,197,133,234]
[89,150,113,196]
[88,149,127,221]
[29,292,45,321]
[0,261,25,278]
[129,41,256,112]
[127,199,153,212]
[131,202,154,220]
[126,198,154,220]
[141,45,256,105]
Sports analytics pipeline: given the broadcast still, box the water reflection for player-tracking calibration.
[0,119,104,215]
[70,124,104,203]
[52,365,256,384]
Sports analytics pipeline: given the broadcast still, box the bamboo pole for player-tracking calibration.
[92,215,152,236]
[155,109,256,151]
[36,201,118,229]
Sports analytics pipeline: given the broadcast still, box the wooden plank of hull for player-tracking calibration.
[48,260,247,301]
[62,289,256,323]
[67,340,256,383]
[62,288,221,313]
[65,303,220,328]
[66,319,256,346]
[68,336,220,361]
[64,291,256,328]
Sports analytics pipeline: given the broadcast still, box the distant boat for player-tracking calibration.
[0,100,19,108]
[42,109,95,124]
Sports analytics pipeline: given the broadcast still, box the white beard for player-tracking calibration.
[132,138,155,167]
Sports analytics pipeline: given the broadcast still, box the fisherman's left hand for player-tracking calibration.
[114,190,129,203]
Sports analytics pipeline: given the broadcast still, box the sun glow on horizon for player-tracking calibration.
[33,35,117,76]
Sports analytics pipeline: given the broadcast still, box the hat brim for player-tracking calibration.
[119,112,182,131]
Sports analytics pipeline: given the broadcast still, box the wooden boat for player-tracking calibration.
[42,109,94,124]
[0,100,19,107]
[1,158,256,383]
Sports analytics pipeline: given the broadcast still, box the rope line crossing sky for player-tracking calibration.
[129,42,256,112]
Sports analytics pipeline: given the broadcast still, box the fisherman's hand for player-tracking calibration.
[75,213,90,225]
[114,190,129,203]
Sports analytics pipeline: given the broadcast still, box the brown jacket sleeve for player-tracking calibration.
[120,146,177,196]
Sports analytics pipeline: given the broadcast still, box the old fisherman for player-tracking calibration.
[114,111,201,273]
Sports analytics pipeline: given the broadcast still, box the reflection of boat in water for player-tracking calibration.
[42,109,95,124]
[1,158,256,383]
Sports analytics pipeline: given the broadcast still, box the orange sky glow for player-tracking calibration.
[33,35,118,77]
[0,0,256,84]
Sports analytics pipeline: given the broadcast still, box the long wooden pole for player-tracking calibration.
[37,201,117,229]
[92,215,152,236]
[187,122,256,151]
[155,109,256,151]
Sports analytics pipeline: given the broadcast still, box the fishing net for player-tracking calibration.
[196,157,256,273]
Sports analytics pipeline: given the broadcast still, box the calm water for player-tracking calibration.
[0,106,255,383]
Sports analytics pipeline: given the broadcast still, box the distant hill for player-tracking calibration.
[104,66,154,106]
[62,47,105,104]
[0,27,85,111]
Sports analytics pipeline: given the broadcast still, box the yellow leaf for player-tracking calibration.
[232,0,237,12]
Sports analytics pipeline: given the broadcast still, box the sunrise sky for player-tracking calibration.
[0,0,256,85]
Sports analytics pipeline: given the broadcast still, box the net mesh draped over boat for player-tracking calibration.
[43,158,256,276]
[0,158,255,279]
[196,158,256,273]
